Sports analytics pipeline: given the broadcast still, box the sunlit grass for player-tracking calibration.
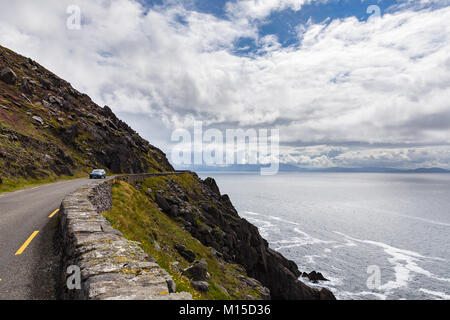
[103,179,262,300]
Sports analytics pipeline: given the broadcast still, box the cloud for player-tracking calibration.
[0,0,448,168]
[225,0,314,21]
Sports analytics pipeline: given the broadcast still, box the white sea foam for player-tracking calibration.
[419,288,450,300]
[244,216,278,238]
[267,215,301,226]
[303,254,322,264]
[337,290,388,300]
[243,210,302,226]
[272,228,335,250]
[243,211,261,216]
[334,231,450,296]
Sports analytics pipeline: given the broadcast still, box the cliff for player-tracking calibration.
[0,45,172,192]
[113,173,335,300]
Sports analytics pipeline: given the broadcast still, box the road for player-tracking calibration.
[0,178,92,300]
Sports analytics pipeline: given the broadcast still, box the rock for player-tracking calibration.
[184,259,208,281]
[42,100,51,109]
[210,247,223,258]
[167,279,176,293]
[169,205,179,217]
[20,78,34,94]
[203,177,220,195]
[32,116,44,125]
[217,284,229,296]
[174,244,196,263]
[60,124,79,145]
[0,67,17,85]
[319,288,336,300]
[191,281,209,292]
[152,175,336,300]
[259,287,271,300]
[39,77,52,90]
[153,241,161,251]
[155,193,171,213]
[306,271,329,282]
[48,95,63,106]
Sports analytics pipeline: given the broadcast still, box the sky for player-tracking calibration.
[0,0,449,169]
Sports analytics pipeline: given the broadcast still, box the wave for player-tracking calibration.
[419,288,450,300]
[243,211,261,216]
[333,231,450,296]
[337,290,388,300]
[271,228,335,250]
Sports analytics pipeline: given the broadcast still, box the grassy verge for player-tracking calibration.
[0,171,88,194]
[103,179,262,300]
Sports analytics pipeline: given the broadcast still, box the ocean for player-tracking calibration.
[198,172,450,300]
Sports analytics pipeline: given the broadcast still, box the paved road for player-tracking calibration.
[0,178,92,300]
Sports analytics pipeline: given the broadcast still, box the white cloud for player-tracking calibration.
[0,0,448,168]
[225,0,314,21]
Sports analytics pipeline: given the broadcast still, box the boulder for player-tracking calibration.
[20,78,34,94]
[319,288,336,300]
[0,67,17,85]
[306,271,329,282]
[191,281,209,292]
[39,77,52,90]
[184,259,208,281]
[174,244,196,263]
[155,193,171,213]
[32,116,44,125]
[166,279,176,293]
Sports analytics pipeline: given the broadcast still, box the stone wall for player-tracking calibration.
[58,176,192,300]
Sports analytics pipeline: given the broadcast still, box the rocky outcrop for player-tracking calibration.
[0,45,173,183]
[302,271,329,283]
[141,173,336,300]
[58,177,191,300]
[0,67,17,85]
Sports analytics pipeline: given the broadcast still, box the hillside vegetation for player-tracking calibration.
[0,45,172,192]
[104,178,269,300]
[104,173,335,300]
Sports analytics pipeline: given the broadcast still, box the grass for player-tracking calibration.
[103,179,262,300]
[0,171,88,194]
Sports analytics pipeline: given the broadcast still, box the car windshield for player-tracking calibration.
[92,170,103,173]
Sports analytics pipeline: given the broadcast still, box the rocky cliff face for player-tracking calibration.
[140,173,336,300]
[0,45,172,186]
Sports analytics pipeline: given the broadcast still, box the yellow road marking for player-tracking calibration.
[48,208,60,218]
[15,231,39,255]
